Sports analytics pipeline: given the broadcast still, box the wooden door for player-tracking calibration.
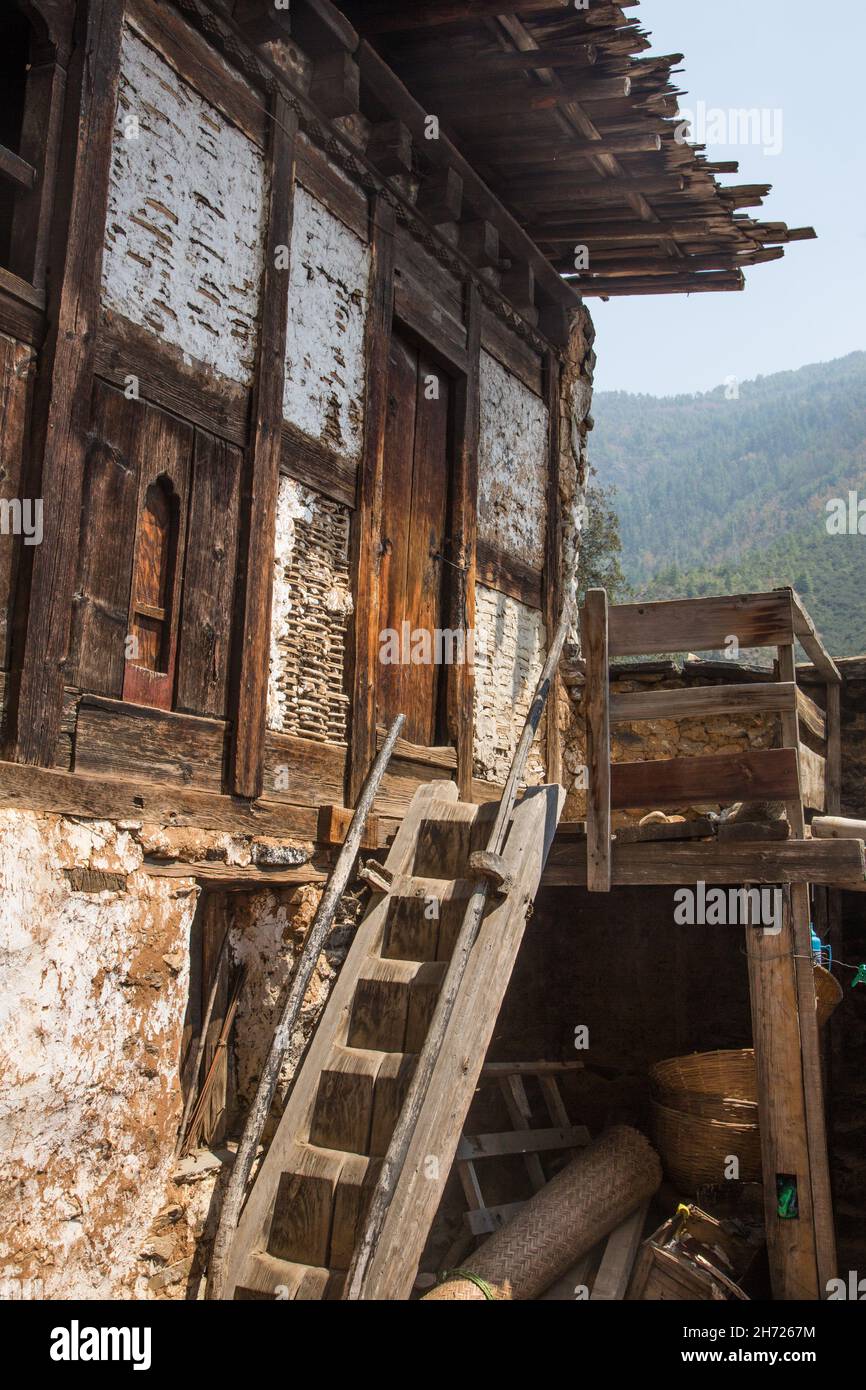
[376,331,451,746]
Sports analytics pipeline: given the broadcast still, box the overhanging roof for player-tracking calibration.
[340,0,816,297]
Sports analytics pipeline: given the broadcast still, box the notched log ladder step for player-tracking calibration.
[223,778,564,1298]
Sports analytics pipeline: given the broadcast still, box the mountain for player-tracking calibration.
[589,352,866,658]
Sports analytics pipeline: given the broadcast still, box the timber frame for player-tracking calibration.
[1,0,575,829]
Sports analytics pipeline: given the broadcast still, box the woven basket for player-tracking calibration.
[651,1101,761,1192]
[814,964,843,1028]
[650,1049,757,1105]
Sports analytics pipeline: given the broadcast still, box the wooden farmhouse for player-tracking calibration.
[1,0,862,1307]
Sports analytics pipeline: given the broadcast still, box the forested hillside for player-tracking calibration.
[590,353,866,656]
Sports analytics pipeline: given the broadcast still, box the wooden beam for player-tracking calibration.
[448,283,481,802]
[788,589,842,684]
[582,590,610,891]
[366,119,412,175]
[610,681,797,725]
[309,50,360,119]
[231,95,299,798]
[610,748,801,812]
[813,815,866,840]
[544,350,562,785]
[351,0,575,32]
[747,890,821,1300]
[798,743,826,813]
[825,683,842,815]
[6,0,124,767]
[541,837,866,890]
[607,592,794,660]
[0,142,37,191]
[0,756,320,839]
[356,41,579,315]
[415,166,463,225]
[231,0,292,45]
[347,196,396,804]
[796,686,827,742]
[777,641,838,1292]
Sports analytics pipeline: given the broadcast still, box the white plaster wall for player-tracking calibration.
[102,24,267,385]
[473,583,547,785]
[283,185,371,459]
[267,475,353,743]
[0,811,198,1299]
[477,351,549,570]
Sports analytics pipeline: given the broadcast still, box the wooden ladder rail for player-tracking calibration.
[344,579,578,1299]
[207,714,406,1301]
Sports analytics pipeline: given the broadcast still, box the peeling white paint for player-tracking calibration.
[478,352,549,569]
[267,475,353,743]
[283,185,371,459]
[0,811,198,1299]
[473,584,547,785]
[102,25,267,385]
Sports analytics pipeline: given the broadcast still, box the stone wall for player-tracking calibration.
[0,810,198,1299]
[563,659,779,823]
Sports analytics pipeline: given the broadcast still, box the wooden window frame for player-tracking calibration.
[122,470,187,712]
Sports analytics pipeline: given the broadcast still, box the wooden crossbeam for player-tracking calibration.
[0,143,37,192]
[610,748,800,812]
[610,681,797,725]
[607,592,794,658]
[541,836,866,890]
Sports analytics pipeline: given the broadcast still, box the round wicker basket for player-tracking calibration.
[649,1048,757,1105]
[651,1100,761,1192]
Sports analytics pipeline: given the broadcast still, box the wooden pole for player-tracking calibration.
[583,589,611,891]
[344,580,578,1300]
[207,713,405,1300]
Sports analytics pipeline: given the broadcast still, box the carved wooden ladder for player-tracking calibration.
[222,777,563,1299]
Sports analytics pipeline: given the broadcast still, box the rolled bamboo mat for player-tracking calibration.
[423,1126,662,1301]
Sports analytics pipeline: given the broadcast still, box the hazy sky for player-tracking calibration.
[589,0,866,396]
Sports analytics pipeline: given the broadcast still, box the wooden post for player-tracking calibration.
[231,94,299,798]
[6,0,124,766]
[746,887,820,1299]
[771,640,837,1293]
[448,282,481,801]
[347,195,396,804]
[543,348,563,787]
[582,588,610,891]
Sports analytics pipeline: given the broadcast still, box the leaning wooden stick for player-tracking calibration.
[207,713,406,1300]
[344,580,578,1300]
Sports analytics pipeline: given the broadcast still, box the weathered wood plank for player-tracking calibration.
[347,196,396,802]
[582,589,610,891]
[8,0,125,765]
[231,95,299,798]
[449,284,481,801]
[610,681,797,725]
[175,431,243,719]
[280,420,357,510]
[541,837,866,889]
[0,756,320,838]
[475,540,542,609]
[798,742,826,813]
[610,748,800,811]
[796,686,827,742]
[607,592,794,660]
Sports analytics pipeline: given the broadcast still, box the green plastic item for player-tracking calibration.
[852,963,866,988]
[777,1179,799,1220]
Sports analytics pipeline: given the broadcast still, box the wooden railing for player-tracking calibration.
[582,587,842,891]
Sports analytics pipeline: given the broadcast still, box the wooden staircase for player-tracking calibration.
[224,777,564,1301]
